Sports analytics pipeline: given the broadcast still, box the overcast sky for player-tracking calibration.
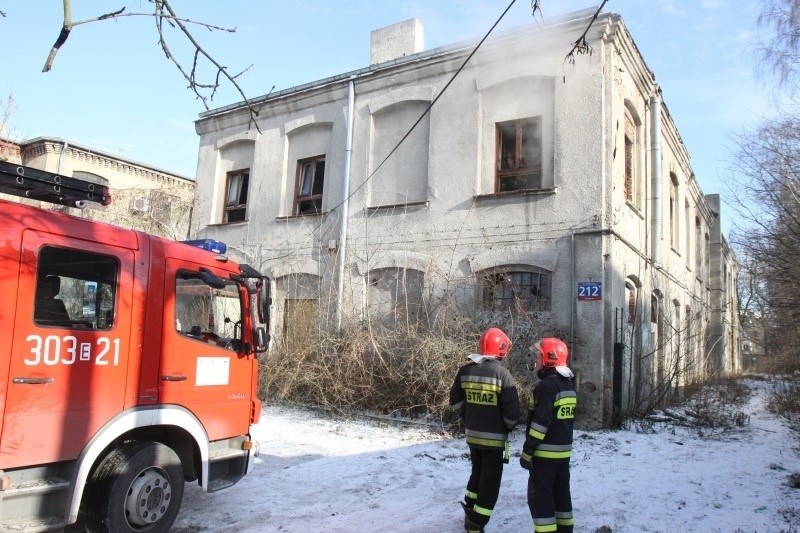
[0,1,770,234]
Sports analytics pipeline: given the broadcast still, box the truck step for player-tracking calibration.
[3,516,68,532]
[2,477,69,497]
[0,477,70,532]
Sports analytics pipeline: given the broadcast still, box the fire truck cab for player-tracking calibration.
[0,162,270,532]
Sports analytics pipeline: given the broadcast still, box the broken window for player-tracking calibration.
[481,268,550,312]
[495,117,542,192]
[294,156,325,216]
[224,169,249,223]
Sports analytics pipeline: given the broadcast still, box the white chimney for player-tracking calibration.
[370,19,424,65]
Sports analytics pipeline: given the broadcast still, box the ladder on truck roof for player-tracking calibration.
[0,160,111,207]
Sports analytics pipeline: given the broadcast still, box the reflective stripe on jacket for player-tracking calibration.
[522,370,576,462]
[450,358,520,450]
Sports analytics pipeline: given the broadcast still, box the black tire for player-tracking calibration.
[85,441,185,533]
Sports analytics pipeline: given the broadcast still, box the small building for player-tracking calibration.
[1,136,195,240]
[190,10,740,427]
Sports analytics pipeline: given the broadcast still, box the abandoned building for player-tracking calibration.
[189,9,741,427]
[1,136,195,239]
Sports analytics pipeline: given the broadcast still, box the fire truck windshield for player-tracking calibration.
[175,273,243,351]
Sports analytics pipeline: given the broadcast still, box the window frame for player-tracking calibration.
[34,245,119,330]
[495,117,543,193]
[480,267,551,313]
[669,172,679,251]
[293,155,326,216]
[623,108,640,208]
[224,169,250,224]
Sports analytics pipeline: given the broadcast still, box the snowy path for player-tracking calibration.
[173,379,799,532]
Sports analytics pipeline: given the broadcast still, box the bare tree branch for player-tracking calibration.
[39,0,262,129]
[564,0,609,67]
[155,0,259,128]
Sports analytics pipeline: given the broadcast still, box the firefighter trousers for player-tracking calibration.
[463,446,505,529]
[527,460,573,533]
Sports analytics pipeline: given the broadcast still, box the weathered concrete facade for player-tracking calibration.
[1,137,195,239]
[191,10,740,427]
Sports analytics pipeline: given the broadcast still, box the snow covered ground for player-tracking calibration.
[172,378,799,532]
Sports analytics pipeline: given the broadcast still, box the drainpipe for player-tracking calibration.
[650,88,662,266]
[57,140,69,174]
[336,76,356,329]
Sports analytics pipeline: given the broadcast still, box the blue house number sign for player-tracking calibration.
[577,281,602,301]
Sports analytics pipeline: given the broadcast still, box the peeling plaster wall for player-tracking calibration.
[191,12,737,427]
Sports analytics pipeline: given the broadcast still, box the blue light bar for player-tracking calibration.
[182,239,227,254]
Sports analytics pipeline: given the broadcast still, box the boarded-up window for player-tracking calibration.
[277,273,321,347]
[283,299,318,348]
[367,267,424,327]
[626,282,637,324]
[624,112,636,204]
[370,101,430,207]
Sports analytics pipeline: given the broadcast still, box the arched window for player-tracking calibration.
[623,105,641,209]
[669,172,679,250]
[367,267,425,327]
[481,267,551,312]
[625,281,637,324]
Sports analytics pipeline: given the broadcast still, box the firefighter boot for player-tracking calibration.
[460,502,485,533]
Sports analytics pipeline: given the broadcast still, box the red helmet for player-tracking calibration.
[478,327,511,359]
[533,338,569,368]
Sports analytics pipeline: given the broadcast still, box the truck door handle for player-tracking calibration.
[161,374,187,382]
[13,377,54,385]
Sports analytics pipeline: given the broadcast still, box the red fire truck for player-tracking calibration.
[0,161,270,532]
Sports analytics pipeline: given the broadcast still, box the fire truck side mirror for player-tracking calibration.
[254,326,270,354]
[259,278,271,327]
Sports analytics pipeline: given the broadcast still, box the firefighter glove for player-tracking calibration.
[519,449,533,470]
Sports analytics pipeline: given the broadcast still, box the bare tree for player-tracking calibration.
[726,0,800,370]
[757,0,800,94]
[728,115,800,368]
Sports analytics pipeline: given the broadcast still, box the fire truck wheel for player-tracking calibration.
[85,441,185,533]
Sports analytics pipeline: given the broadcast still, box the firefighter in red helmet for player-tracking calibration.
[450,327,520,533]
[520,337,577,533]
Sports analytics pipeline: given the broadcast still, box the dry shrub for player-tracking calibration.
[666,377,751,430]
[258,316,538,426]
[259,319,477,424]
[768,373,800,426]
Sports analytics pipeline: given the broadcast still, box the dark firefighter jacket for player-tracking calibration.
[521,368,577,462]
[450,357,521,450]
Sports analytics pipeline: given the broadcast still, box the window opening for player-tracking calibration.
[34,246,118,329]
[175,272,243,351]
[482,269,550,312]
[224,169,249,223]
[624,113,636,203]
[496,118,542,192]
[294,156,325,215]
